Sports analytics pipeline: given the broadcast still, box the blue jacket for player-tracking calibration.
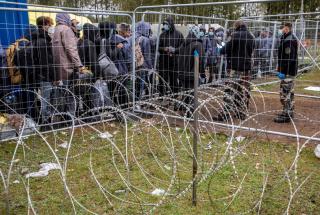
[135,21,153,70]
[255,35,272,58]
[205,34,220,66]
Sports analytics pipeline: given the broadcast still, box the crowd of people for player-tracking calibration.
[0,13,298,130]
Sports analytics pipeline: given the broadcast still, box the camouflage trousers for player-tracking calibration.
[280,78,295,115]
[223,71,251,115]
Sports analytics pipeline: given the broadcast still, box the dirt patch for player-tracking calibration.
[143,91,320,145]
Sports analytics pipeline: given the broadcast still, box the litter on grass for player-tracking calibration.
[304,86,320,92]
[99,132,113,139]
[235,136,246,142]
[204,143,213,150]
[115,189,126,194]
[58,141,68,149]
[314,144,320,158]
[25,163,61,179]
[151,188,166,196]
[164,165,171,171]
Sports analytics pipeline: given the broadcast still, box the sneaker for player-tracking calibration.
[274,114,291,123]
[235,112,247,120]
[174,104,185,111]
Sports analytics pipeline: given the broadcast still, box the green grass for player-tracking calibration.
[0,122,319,214]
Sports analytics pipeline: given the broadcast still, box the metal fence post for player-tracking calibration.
[218,19,229,81]
[314,21,319,59]
[192,50,200,206]
[300,19,306,65]
[269,23,277,74]
[152,13,163,97]
[132,12,136,108]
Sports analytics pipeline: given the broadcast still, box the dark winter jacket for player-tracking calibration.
[177,33,205,81]
[31,29,54,83]
[14,29,54,85]
[78,23,99,77]
[221,25,255,72]
[278,32,298,76]
[158,17,184,72]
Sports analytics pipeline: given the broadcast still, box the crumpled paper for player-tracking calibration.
[25,163,61,179]
[314,144,320,158]
[304,86,320,92]
[99,132,113,139]
[58,141,68,149]
[151,188,166,196]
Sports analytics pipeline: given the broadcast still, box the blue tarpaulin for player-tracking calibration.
[0,0,29,48]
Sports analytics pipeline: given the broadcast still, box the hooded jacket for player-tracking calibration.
[158,17,184,72]
[176,33,205,81]
[135,21,153,70]
[255,33,273,59]
[78,23,99,76]
[52,13,83,81]
[206,33,220,66]
[278,31,298,76]
[221,25,255,72]
[96,21,130,76]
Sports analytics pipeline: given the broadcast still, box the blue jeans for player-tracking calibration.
[39,82,53,124]
[51,80,76,117]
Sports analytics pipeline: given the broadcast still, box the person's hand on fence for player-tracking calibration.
[168,46,176,53]
[53,80,62,86]
[80,66,93,75]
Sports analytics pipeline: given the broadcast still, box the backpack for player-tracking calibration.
[6,38,29,84]
[98,39,119,79]
[135,37,144,68]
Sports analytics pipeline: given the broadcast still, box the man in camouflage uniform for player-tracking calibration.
[274,23,298,123]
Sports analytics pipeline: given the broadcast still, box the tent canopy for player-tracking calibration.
[28,6,92,26]
[0,0,29,48]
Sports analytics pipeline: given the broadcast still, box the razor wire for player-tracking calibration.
[0,1,320,214]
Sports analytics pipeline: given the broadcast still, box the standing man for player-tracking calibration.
[52,13,87,119]
[177,26,205,117]
[206,27,221,83]
[274,23,298,123]
[158,17,184,97]
[32,16,55,125]
[214,20,255,121]
[118,23,131,39]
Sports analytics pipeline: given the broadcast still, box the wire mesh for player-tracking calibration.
[1,1,320,214]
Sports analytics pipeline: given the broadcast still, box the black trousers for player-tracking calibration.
[108,77,129,109]
[158,69,180,96]
[180,79,194,112]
